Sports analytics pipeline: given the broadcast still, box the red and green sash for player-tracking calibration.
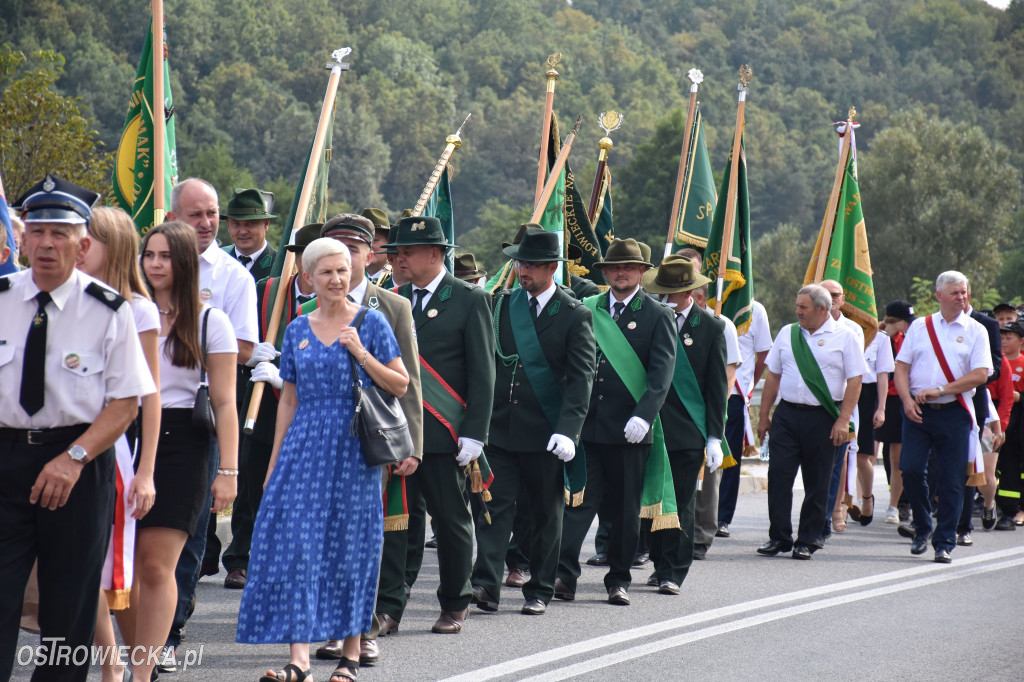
[583,296,679,531]
[260,276,300,349]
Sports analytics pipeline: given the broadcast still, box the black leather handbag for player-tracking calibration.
[348,308,414,467]
[192,308,216,435]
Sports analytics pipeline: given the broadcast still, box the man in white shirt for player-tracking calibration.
[894,271,992,563]
[756,284,866,560]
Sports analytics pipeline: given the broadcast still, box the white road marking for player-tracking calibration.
[443,547,1024,682]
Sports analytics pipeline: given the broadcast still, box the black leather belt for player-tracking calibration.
[0,424,89,445]
[923,401,959,411]
[780,400,840,412]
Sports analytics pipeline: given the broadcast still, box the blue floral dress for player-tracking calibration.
[236,309,400,643]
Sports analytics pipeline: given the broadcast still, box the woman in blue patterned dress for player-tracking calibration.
[237,238,408,682]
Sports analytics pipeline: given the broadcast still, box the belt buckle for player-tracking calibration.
[26,430,45,445]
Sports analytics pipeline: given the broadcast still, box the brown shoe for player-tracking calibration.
[376,612,400,636]
[315,638,344,659]
[359,638,379,667]
[504,567,529,588]
[223,567,247,589]
[431,607,469,634]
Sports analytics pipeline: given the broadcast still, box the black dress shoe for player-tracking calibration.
[897,523,916,539]
[995,515,1017,531]
[359,638,380,666]
[646,571,659,587]
[425,535,438,549]
[658,580,680,595]
[756,539,792,556]
[910,537,928,555]
[553,578,575,601]
[586,552,608,566]
[715,524,730,538]
[521,599,546,615]
[607,586,630,605]
[693,544,708,560]
[934,548,952,564]
[791,545,812,560]
[632,551,650,567]
[472,584,499,612]
[956,532,973,546]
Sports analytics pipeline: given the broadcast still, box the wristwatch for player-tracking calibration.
[67,445,88,463]
[938,385,946,397]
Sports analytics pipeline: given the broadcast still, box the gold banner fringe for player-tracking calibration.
[383,514,409,532]
[966,471,987,487]
[564,488,586,508]
[721,454,738,469]
[482,490,492,502]
[104,588,131,611]
[470,465,483,493]
[651,513,681,531]
[639,501,662,519]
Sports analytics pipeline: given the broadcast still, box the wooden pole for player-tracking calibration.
[243,48,351,434]
[534,54,561,206]
[665,71,702,260]
[812,116,854,283]
[714,66,752,315]
[152,0,165,224]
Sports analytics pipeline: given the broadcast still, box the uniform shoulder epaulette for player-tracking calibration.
[0,276,11,293]
[85,281,127,311]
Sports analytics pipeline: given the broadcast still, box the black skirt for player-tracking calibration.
[874,394,904,444]
[137,408,210,534]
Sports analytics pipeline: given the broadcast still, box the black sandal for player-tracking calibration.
[330,657,359,682]
[259,663,311,682]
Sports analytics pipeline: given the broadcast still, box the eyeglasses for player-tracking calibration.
[515,260,550,270]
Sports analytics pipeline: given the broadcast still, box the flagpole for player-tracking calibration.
[812,108,856,283]
[665,69,703,260]
[244,47,351,434]
[534,54,562,206]
[152,0,165,224]
[501,115,583,289]
[587,111,622,223]
[714,65,752,315]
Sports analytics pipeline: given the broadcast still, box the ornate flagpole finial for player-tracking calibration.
[687,68,704,85]
[447,112,472,149]
[545,53,562,81]
[598,111,623,151]
[571,114,583,135]
[327,47,352,72]
[738,64,753,94]
[848,106,857,122]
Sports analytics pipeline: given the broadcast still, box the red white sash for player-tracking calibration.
[102,435,136,609]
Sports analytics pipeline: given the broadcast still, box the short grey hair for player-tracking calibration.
[302,237,350,275]
[798,284,831,311]
[935,270,968,292]
[170,178,218,214]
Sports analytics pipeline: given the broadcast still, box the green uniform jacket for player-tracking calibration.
[398,272,495,452]
[582,290,677,445]
[658,304,729,449]
[490,287,597,452]
[224,243,277,284]
[568,274,601,300]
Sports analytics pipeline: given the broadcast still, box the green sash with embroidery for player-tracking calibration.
[506,290,586,506]
[582,296,679,531]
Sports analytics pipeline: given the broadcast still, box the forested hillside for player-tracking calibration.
[3,0,1023,323]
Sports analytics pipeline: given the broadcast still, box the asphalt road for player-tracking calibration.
[13,463,1024,681]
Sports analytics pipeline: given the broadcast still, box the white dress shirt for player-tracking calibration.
[896,311,993,404]
[199,242,258,344]
[734,300,772,395]
[528,281,557,316]
[863,329,895,381]
[231,242,268,271]
[766,316,869,405]
[0,270,155,428]
[349,277,369,306]
[609,286,640,315]
[411,268,447,312]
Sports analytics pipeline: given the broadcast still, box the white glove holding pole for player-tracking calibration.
[245,341,281,368]
[250,361,283,390]
[456,437,484,466]
[546,434,576,462]
[624,416,651,444]
[706,437,724,473]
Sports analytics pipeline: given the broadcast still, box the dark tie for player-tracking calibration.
[297,294,314,305]
[530,296,540,318]
[20,291,52,415]
[414,288,428,313]
[613,301,625,321]
[238,254,252,266]
[347,294,356,303]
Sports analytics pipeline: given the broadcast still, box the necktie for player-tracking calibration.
[237,254,252,266]
[297,294,314,305]
[613,301,625,321]
[414,288,428,313]
[20,291,52,415]
[347,294,356,303]
[530,296,540,318]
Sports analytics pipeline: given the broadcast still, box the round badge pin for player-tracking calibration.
[200,288,213,301]
[683,337,693,346]
[427,309,438,318]
[627,321,637,330]
[64,353,80,370]
[956,336,964,343]
[298,339,310,350]
[817,339,826,346]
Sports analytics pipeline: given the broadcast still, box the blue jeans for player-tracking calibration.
[900,406,970,552]
[167,436,218,648]
[718,395,746,526]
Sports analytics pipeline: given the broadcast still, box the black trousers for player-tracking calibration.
[650,447,704,584]
[997,403,1024,517]
[767,401,839,548]
[471,446,565,605]
[0,426,115,682]
[416,452,474,611]
[558,442,650,592]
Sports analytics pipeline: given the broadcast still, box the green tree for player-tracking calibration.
[0,46,112,199]
[752,222,815,329]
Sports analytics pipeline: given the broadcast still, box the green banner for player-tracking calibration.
[109,23,178,236]
[593,164,615,257]
[424,166,455,273]
[674,106,717,249]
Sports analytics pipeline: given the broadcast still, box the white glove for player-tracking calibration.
[456,437,484,466]
[245,341,281,368]
[546,434,576,462]
[250,361,283,390]
[624,416,651,444]
[706,437,724,473]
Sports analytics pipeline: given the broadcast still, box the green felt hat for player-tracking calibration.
[641,254,712,294]
[221,188,275,220]
[285,223,323,253]
[388,216,454,248]
[361,207,390,233]
[454,253,487,280]
[593,238,652,270]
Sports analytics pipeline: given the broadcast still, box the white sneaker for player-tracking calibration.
[885,506,899,524]
[157,645,177,673]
